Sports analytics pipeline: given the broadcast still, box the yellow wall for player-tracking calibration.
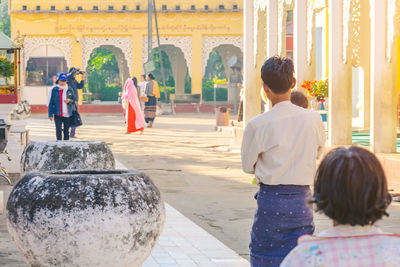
[10,1,243,96]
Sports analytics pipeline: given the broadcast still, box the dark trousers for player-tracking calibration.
[54,116,71,140]
[70,127,76,137]
[70,104,77,137]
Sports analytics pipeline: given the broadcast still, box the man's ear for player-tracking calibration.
[291,77,297,89]
[262,83,269,93]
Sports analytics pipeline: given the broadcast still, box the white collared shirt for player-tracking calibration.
[59,86,69,117]
[241,101,325,186]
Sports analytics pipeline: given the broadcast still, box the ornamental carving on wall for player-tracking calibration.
[202,37,243,74]
[23,37,72,68]
[343,0,361,67]
[254,0,268,62]
[82,37,133,74]
[278,0,294,56]
[22,37,72,86]
[387,0,400,62]
[143,37,192,75]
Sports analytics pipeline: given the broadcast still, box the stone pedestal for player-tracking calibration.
[6,169,165,267]
[21,141,115,175]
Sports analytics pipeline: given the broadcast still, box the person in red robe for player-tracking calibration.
[121,78,145,134]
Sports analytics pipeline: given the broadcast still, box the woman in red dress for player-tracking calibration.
[121,78,145,134]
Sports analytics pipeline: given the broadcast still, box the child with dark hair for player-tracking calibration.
[291,91,308,109]
[241,56,325,266]
[281,146,399,266]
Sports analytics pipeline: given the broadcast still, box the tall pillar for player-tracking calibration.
[294,0,314,87]
[174,56,186,95]
[360,0,371,129]
[132,34,143,78]
[328,0,352,145]
[267,0,279,58]
[370,0,397,153]
[72,35,83,70]
[243,0,261,125]
[191,33,203,97]
[255,5,268,112]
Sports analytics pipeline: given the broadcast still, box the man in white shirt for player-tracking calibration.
[138,74,147,112]
[241,56,325,267]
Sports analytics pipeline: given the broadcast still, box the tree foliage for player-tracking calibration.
[204,50,226,80]
[152,48,192,98]
[0,1,10,37]
[152,48,174,87]
[87,48,121,101]
[202,49,227,101]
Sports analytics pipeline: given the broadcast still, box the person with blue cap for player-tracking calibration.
[48,73,76,140]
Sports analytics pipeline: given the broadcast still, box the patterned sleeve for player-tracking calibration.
[280,246,309,267]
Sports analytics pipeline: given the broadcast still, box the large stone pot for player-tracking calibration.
[21,141,115,174]
[6,169,165,267]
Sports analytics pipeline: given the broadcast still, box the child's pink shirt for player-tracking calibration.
[281,225,400,266]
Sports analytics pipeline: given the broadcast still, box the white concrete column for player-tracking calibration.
[267,0,279,58]
[294,0,314,86]
[360,0,371,129]
[328,0,353,146]
[243,0,261,125]
[370,0,397,153]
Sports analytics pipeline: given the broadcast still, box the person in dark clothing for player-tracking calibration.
[67,68,85,138]
[48,73,76,140]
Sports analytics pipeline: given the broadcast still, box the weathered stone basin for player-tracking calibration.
[6,169,165,267]
[20,141,115,174]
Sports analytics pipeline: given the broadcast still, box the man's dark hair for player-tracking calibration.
[313,146,392,226]
[261,56,294,94]
[132,77,138,88]
[148,73,155,80]
[291,91,308,109]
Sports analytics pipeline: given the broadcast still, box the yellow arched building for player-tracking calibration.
[9,0,243,105]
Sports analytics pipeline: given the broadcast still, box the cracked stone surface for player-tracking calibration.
[6,170,165,267]
[20,141,115,175]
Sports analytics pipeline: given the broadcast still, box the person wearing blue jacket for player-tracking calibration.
[48,73,76,140]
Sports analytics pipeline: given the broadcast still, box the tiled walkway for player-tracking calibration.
[143,204,249,267]
[115,162,249,267]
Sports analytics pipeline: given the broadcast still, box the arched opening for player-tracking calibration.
[152,44,191,100]
[26,45,67,86]
[202,44,243,105]
[86,46,129,101]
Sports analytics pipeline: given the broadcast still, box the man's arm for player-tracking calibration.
[241,123,260,174]
[77,79,85,89]
[48,90,55,118]
[316,115,326,159]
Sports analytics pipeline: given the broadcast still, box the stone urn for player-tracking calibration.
[6,169,165,267]
[21,141,115,174]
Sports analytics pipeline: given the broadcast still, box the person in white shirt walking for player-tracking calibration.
[138,74,147,112]
[241,56,325,267]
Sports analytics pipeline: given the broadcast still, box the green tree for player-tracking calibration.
[204,50,226,80]
[152,48,174,87]
[87,48,121,101]
[202,49,227,101]
[0,1,10,37]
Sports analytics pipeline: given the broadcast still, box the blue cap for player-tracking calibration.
[58,73,68,81]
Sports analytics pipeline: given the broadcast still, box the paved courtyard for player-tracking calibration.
[1,113,400,266]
